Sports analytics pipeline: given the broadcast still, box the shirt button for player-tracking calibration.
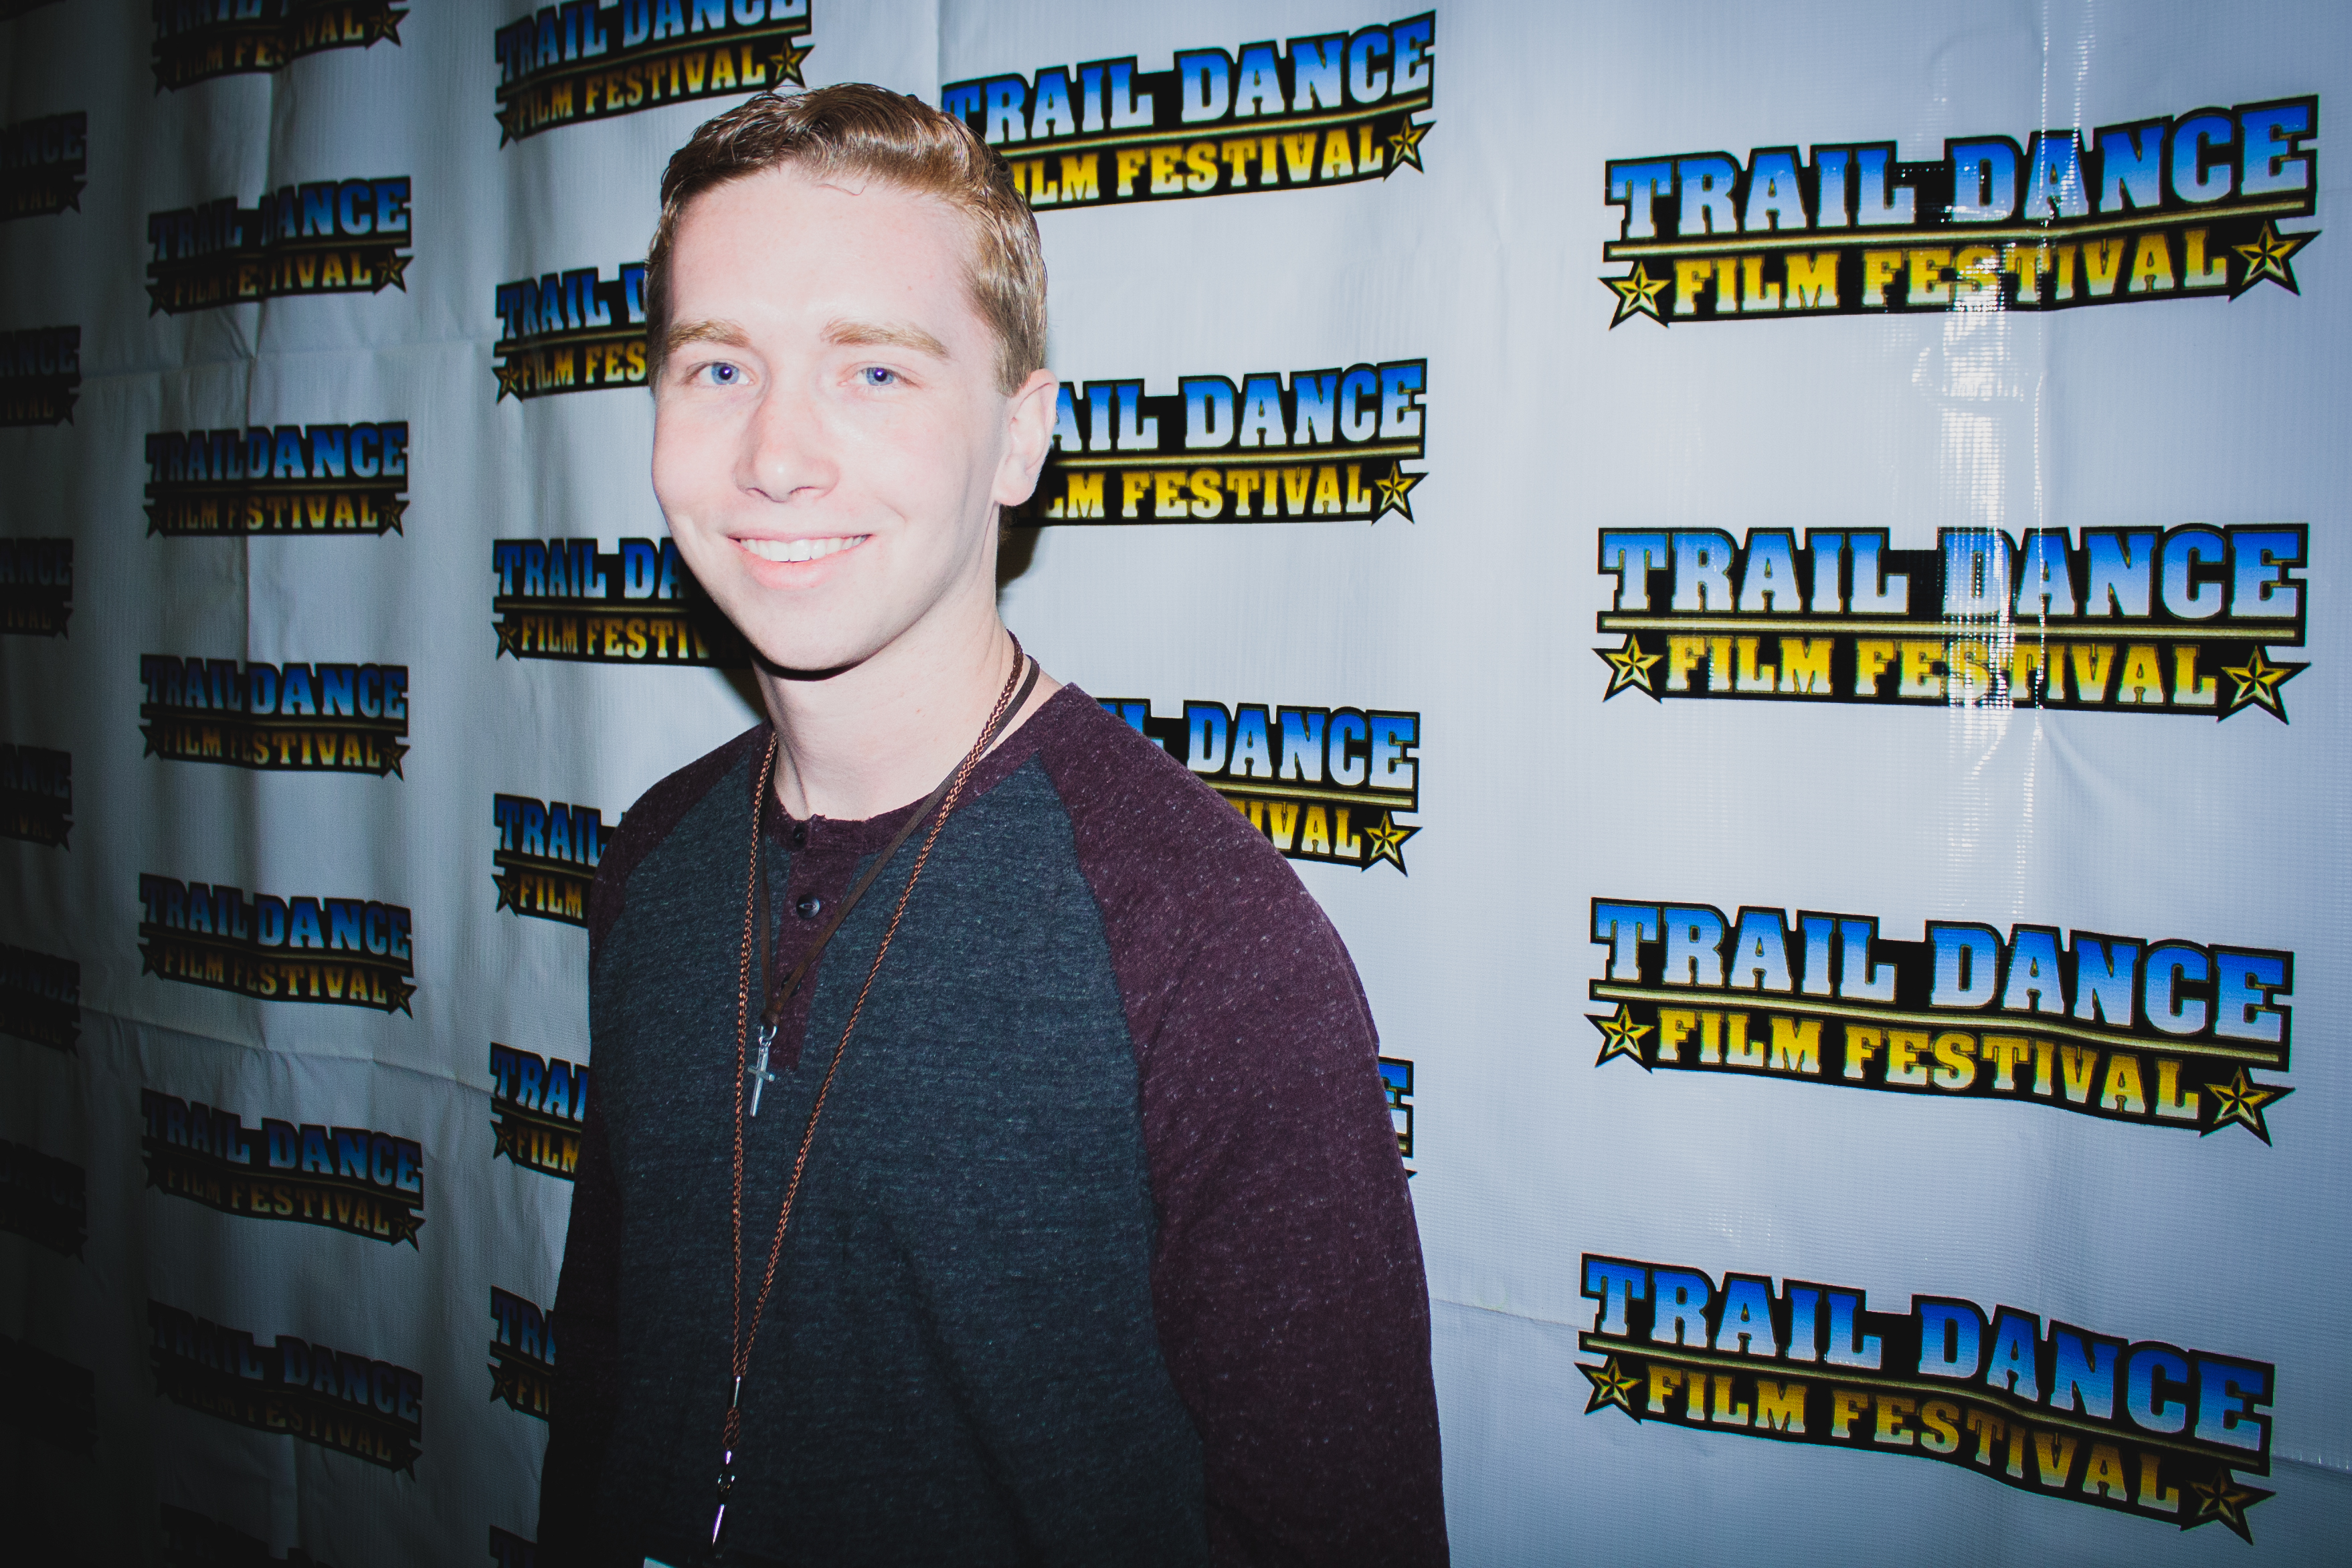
[790,823,808,848]
[795,894,822,920]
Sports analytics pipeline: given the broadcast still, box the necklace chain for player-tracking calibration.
[713,638,1031,1548]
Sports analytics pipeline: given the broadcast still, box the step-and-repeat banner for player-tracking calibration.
[3,1,2346,1562]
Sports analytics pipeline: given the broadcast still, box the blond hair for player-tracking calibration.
[645,85,1046,395]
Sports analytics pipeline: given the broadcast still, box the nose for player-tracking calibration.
[736,374,837,504]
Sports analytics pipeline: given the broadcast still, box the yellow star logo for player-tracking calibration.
[377,252,412,292]
[494,359,529,401]
[1596,635,1662,700]
[1362,813,1419,873]
[2232,221,2315,296]
[1591,1005,1652,1070]
[769,37,811,88]
[371,8,406,45]
[1603,262,1671,328]
[495,617,525,656]
[2217,646,2305,722]
[2204,1067,2290,1145]
[1580,1357,1641,1415]
[1374,464,1423,522]
[1385,118,1431,175]
[2189,1469,2273,1543]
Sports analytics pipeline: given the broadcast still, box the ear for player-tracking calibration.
[990,368,1060,508]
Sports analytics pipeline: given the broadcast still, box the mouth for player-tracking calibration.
[735,534,869,564]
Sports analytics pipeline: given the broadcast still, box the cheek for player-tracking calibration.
[838,407,992,502]
[650,420,723,512]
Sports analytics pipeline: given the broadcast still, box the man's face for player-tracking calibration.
[652,167,1053,675]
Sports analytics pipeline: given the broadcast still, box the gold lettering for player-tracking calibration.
[1754,1379,1806,1433]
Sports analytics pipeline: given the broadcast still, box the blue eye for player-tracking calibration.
[863,366,897,386]
[707,362,740,385]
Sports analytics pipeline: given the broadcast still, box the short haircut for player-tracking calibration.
[646,85,1047,395]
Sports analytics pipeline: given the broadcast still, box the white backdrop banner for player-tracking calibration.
[2,1,2346,1563]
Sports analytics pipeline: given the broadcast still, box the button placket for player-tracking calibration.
[763,827,853,1073]
[763,807,919,1070]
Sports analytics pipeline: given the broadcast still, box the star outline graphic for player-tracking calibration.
[2216,646,2304,722]
[769,37,811,88]
[1362,813,1418,873]
[2203,1067,2290,1144]
[1374,463,1423,522]
[2187,1468,2272,1543]
[1603,262,1671,327]
[1384,118,1431,175]
[1591,1004,1653,1070]
[1597,635,1663,700]
[1580,1357,1641,1416]
[2231,221,2315,298]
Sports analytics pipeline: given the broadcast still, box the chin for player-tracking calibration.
[677,553,865,676]
[735,616,890,679]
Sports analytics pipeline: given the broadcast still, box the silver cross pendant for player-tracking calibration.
[747,1022,778,1116]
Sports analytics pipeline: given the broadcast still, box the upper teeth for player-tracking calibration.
[740,536,866,563]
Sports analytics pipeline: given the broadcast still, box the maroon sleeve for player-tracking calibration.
[540,724,763,1565]
[1038,692,1448,1566]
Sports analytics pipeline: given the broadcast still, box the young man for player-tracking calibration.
[539,85,1446,1567]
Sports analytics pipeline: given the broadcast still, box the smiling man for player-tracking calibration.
[538,86,1445,1568]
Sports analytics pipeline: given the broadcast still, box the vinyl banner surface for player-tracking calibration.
[2,1,2346,1563]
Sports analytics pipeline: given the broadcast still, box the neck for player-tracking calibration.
[753,608,1056,822]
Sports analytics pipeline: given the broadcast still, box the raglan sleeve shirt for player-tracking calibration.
[541,694,1447,1564]
[1038,699,1447,1564]
[540,734,747,1568]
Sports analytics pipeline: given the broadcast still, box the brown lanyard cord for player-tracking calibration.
[755,646,1038,1045]
[713,641,1036,1546]
[745,653,1044,1124]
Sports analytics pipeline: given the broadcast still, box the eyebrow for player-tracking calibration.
[662,318,750,357]
[824,318,951,361]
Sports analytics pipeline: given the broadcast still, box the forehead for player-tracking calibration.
[668,167,983,337]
